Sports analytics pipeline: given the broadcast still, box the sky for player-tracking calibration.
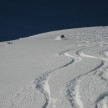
[0,0,108,42]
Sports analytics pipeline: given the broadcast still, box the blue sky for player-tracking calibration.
[0,0,108,42]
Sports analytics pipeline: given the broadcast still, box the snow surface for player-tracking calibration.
[1,26,108,108]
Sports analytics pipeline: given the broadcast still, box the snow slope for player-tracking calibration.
[0,26,108,108]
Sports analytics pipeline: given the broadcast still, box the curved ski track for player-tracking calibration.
[3,47,108,108]
[66,48,108,108]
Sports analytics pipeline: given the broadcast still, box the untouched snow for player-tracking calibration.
[0,26,108,108]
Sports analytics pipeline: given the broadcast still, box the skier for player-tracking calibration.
[61,34,65,38]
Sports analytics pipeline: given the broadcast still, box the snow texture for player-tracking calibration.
[1,26,108,108]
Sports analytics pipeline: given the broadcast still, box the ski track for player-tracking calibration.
[35,47,105,108]
[65,49,108,108]
[94,51,108,108]
[65,51,104,108]
[3,49,74,108]
[33,50,76,108]
[3,46,108,108]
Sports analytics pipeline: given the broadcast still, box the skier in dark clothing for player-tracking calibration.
[61,34,65,38]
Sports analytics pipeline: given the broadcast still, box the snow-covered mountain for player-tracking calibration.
[0,26,108,108]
